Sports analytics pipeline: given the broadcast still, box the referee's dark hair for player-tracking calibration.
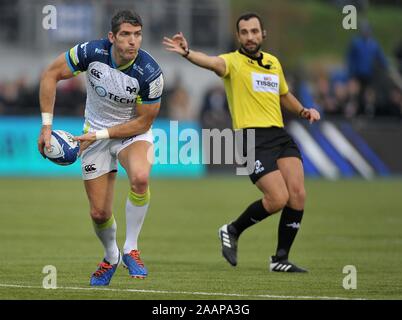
[111,10,143,34]
[236,12,264,33]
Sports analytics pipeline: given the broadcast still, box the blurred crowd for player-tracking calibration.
[1,23,402,126]
[312,22,402,119]
[0,76,86,117]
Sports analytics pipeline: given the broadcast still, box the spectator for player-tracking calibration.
[166,76,193,121]
[394,39,402,76]
[346,20,388,115]
[314,73,337,115]
[199,85,231,129]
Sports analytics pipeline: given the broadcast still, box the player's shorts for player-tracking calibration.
[80,129,153,180]
[242,127,302,184]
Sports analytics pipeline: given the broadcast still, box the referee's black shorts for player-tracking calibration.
[242,127,302,184]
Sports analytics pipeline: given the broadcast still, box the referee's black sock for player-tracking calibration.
[229,199,271,237]
[275,206,304,260]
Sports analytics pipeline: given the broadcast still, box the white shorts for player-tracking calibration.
[80,129,153,180]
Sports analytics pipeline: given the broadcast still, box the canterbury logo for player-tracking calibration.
[84,164,96,172]
[286,222,301,229]
[90,68,102,79]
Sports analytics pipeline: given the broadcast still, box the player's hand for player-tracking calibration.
[301,108,321,124]
[38,125,52,158]
[74,132,96,156]
[163,32,189,56]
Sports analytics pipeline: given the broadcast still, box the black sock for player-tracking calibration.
[275,206,304,260]
[229,200,270,237]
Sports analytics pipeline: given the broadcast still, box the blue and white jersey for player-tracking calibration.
[65,39,163,131]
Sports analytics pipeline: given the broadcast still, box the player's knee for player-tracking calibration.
[288,185,306,206]
[276,192,290,211]
[90,208,111,224]
[264,190,289,213]
[131,171,149,194]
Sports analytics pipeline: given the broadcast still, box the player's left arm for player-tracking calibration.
[280,91,321,124]
[74,103,160,153]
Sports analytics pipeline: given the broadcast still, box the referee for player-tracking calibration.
[163,13,320,272]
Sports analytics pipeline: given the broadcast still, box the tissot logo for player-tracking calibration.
[252,73,279,93]
[84,164,96,172]
[90,68,102,79]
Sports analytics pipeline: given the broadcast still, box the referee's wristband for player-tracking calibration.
[41,112,53,126]
[299,108,305,118]
[95,129,110,140]
[182,48,190,58]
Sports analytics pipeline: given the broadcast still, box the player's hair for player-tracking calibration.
[236,12,264,33]
[111,10,143,34]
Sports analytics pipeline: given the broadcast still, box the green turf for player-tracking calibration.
[0,177,401,300]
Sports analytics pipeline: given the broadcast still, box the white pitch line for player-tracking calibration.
[0,283,367,300]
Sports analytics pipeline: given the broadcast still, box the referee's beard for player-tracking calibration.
[240,44,261,57]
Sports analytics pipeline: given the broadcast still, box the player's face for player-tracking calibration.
[110,23,142,62]
[237,18,264,56]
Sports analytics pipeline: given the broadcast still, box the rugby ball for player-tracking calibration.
[44,130,80,166]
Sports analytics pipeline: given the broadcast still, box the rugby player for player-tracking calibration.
[38,10,163,285]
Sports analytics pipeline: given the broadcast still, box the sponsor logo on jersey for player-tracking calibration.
[133,64,144,75]
[145,63,155,73]
[89,80,135,104]
[95,48,109,56]
[126,86,137,95]
[80,42,89,58]
[252,73,279,93]
[90,68,103,79]
[93,84,107,97]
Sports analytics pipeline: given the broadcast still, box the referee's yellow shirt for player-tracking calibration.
[219,50,289,129]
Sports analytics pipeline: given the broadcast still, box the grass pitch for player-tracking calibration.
[0,177,401,300]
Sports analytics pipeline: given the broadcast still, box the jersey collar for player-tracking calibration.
[238,48,262,60]
[238,48,272,70]
[110,45,137,71]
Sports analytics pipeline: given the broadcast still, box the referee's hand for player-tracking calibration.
[301,108,320,124]
[163,32,189,57]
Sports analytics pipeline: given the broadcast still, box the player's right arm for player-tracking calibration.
[38,53,74,157]
[163,32,226,77]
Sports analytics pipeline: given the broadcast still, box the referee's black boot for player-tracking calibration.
[218,224,238,266]
[269,255,308,273]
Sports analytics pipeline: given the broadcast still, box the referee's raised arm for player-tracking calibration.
[163,32,226,77]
